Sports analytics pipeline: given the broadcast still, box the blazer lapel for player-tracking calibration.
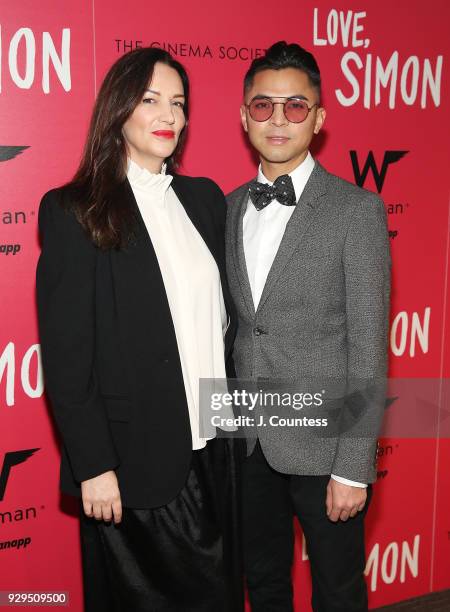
[256,161,330,313]
[230,184,256,318]
[170,174,237,360]
[109,179,183,392]
[170,175,217,263]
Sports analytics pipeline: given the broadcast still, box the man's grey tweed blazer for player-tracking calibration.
[225,160,391,484]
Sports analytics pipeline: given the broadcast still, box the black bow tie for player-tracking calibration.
[248,174,296,211]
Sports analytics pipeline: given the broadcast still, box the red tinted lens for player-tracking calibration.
[284,99,309,122]
[249,99,273,121]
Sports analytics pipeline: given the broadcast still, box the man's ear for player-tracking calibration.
[314,107,326,134]
[240,104,248,133]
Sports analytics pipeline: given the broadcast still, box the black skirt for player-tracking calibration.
[79,437,244,612]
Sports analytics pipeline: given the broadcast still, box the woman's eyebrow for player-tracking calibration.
[145,89,185,98]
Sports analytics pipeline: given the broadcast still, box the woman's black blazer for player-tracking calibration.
[36,174,237,508]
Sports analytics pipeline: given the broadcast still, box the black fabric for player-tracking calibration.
[36,175,238,508]
[242,441,371,612]
[80,438,244,612]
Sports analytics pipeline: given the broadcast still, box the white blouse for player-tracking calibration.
[127,159,227,450]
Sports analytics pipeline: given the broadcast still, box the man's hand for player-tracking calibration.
[326,478,367,522]
[81,470,122,524]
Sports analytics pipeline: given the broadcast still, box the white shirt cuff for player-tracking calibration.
[331,474,367,488]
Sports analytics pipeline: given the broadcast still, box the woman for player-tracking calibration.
[36,48,242,611]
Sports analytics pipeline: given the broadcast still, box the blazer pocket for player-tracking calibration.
[102,397,132,423]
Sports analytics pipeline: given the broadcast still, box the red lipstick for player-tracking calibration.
[152,130,175,139]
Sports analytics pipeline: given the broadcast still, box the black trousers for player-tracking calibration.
[243,441,372,612]
[80,438,244,612]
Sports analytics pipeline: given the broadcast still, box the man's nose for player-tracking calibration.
[270,102,288,126]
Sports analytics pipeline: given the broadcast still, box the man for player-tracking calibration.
[225,41,390,611]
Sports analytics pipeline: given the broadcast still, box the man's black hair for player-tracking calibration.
[244,41,321,102]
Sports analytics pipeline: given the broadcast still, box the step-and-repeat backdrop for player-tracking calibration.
[1,1,449,610]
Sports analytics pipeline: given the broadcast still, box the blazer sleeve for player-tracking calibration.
[331,194,391,483]
[36,190,120,483]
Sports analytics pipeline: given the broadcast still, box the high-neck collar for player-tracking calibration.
[127,158,173,196]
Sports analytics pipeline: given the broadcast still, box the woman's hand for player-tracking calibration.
[81,470,122,524]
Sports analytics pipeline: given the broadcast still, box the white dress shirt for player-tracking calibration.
[243,152,366,488]
[127,159,227,450]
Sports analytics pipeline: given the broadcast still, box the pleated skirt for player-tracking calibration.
[79,437,243,612]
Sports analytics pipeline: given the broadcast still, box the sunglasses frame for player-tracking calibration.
[246,96,319,123]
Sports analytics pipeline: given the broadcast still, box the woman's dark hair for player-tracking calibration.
[65,47,189,250]
[244,41,321,102]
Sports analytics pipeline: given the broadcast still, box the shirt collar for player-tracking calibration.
[257,151,315,202]
[126,157,173,206]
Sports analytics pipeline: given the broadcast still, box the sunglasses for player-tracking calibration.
[246,96,318,123]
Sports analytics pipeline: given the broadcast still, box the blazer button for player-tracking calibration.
[253,326,265,336]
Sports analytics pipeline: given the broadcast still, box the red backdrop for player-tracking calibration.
[1,1,449,610]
